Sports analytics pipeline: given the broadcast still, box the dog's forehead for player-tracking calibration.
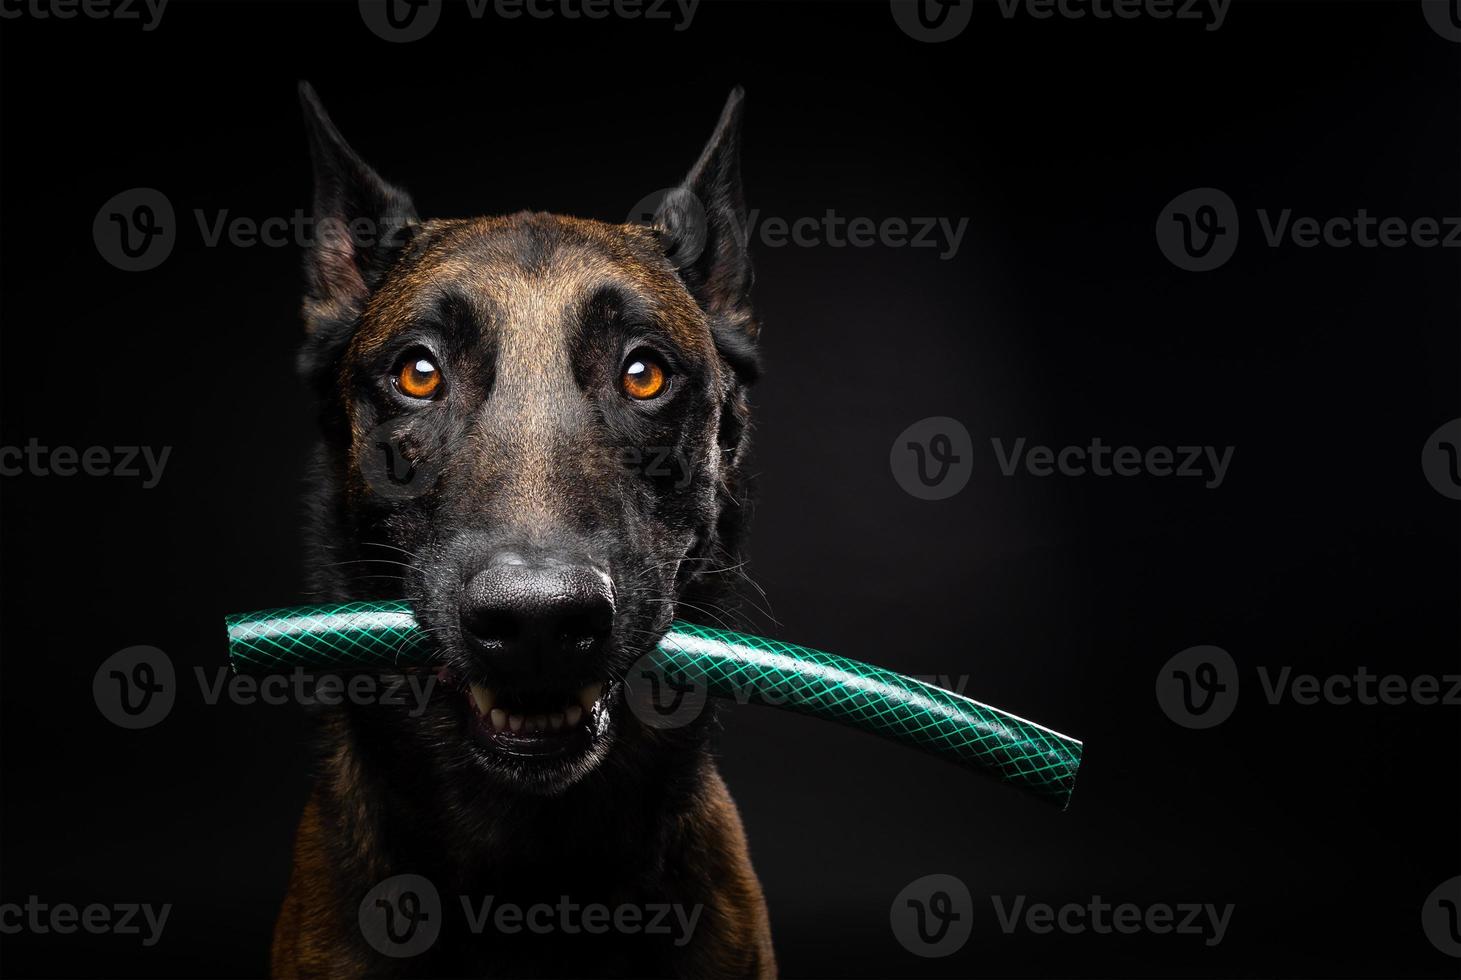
[355,214,709,357]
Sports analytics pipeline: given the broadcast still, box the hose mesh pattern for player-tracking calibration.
[225,601,1081,808]
[224,600,432,671]
[660,623,1081,808]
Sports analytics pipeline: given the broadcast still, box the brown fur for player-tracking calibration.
[273,766,775,977]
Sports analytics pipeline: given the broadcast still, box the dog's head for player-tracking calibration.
[297,84,757,796]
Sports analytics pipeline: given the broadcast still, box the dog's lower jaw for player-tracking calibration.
[270,716,776,979]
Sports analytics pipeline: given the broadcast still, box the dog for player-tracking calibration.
[270,84,775,977]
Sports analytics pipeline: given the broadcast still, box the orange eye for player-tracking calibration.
[395,355,442,400]
[621,351,669,400]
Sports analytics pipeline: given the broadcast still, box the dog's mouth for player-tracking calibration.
[427,666,623,785]
[459,680,616,758]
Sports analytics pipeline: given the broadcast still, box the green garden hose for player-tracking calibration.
[224,600,1083,808]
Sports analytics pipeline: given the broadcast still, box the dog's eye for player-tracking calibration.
[394,354,443,400]
[621,350,669,400]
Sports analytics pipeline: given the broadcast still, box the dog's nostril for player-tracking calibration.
[461,609,521,648]
[557,611,611,653]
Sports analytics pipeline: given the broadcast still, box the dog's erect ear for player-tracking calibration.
[298,82,418,346]
[654,88,758,371]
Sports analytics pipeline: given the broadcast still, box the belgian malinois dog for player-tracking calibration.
[272,84,774,977]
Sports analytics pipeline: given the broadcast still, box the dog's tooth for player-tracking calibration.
[565,704,583,727]
[508,713,524,733]
[549,712,565,731]
[578,682,604,710]
[490,708,507,731]
[469,684,493,716]
[530,714,547,733]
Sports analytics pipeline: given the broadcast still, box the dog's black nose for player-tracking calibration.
[459,553,614,668]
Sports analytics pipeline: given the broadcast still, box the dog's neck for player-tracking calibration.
[313,689,714,901]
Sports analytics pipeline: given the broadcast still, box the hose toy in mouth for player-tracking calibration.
[224,600,1083,809]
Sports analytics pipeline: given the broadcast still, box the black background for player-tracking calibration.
[2,0,1459,976]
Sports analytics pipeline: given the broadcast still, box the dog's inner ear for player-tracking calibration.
[653,88,758,375]
[298,82,418,335]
